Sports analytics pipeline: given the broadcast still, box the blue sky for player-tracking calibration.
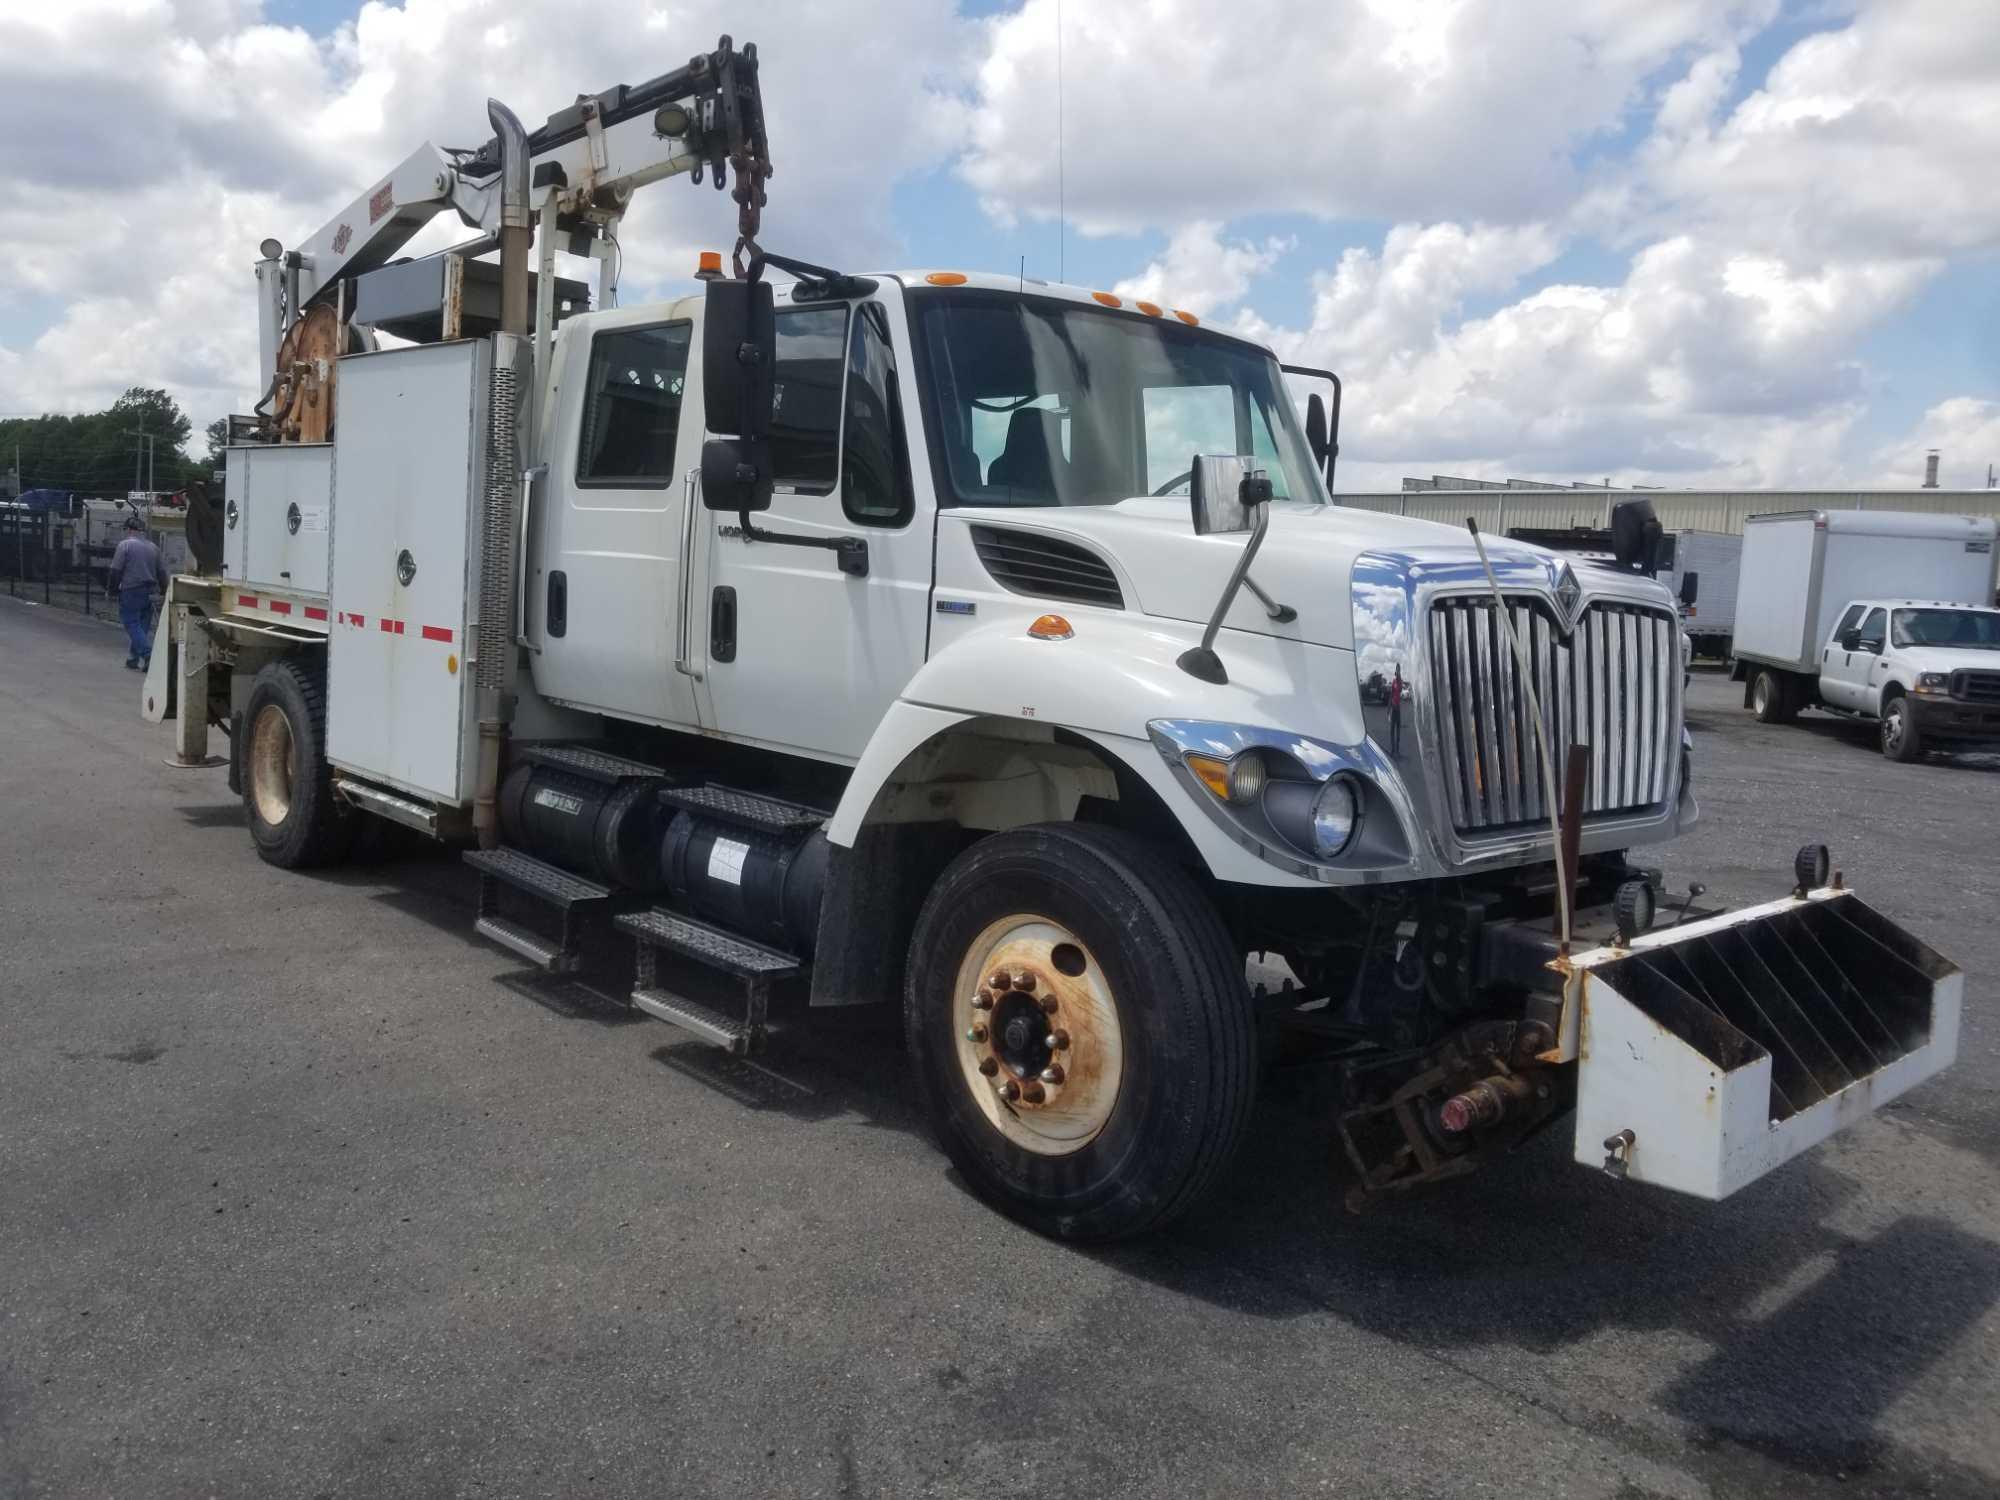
[2,0,1995,490]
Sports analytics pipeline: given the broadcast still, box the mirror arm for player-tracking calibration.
[721,509,871,578]
[1241,574,1297,624]
[1178,501,1273,684]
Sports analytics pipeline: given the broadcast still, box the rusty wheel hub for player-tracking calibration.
[953,917,1121,1156]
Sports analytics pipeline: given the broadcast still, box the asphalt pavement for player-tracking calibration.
[3,594,1996,1499]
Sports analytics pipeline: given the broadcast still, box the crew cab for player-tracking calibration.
[1815,600,2000,760]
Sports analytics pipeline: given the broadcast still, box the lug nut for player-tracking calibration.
[1012,970,1036,993]
[1039,1065,1064,1086]
[987,971,1012,991]
[977,1057,998,1077]
[1022,1083,1046,1104]
[972,991,994,1011]
[967,1024,988,1043]
[1047,1029,1070,1051]
[1039,995,1059,1014]
[996,1079,1021,1102]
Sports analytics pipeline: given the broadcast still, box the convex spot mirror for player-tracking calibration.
[701,276,776,513]
[1189,455,1274,536]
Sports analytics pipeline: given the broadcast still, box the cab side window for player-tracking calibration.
[841,304,913,525]
[1834,604,1866,640]
[769,307,848,494]
[1856,607,1887,652]
[576,322,690,487]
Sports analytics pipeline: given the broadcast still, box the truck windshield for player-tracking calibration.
[1892,608,2000,649]
[911,289,1324,508]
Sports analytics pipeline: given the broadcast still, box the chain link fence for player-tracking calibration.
[1,497,191,626]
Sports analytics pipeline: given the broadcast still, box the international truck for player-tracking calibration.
[141,38,1960,1239]
[1730,510,2000,760]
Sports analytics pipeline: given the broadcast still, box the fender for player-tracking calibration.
[827,611,1371,888]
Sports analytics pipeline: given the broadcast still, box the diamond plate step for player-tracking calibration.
[617,908,802,980]
[521,743,668,784]
[658,784,827,835]
[474,915,574,975]
[463,847,613,911]
[629,986,757,1054]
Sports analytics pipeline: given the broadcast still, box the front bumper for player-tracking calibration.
[1908,692,2000,743]
[1568,888,1959,1198]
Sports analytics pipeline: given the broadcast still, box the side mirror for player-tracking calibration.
[1839,628,1861,652]
[1188,455,1269,536]
[1678,571,1699,607]
[1610,497,1663,576]
[1305,393,1330,467]
[701,276,775,513]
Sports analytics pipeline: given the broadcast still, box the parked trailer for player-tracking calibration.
[141,38,1960,1239]
[1664,529,1742,660]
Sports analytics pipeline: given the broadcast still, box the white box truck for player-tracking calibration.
[137,38,1961,1238]
[1663,529,1742,660]
[1731,510,2000,758]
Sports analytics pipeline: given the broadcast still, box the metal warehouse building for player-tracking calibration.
[1336,487,2000,537]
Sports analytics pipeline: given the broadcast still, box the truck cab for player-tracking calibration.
[1818,599,2000,759]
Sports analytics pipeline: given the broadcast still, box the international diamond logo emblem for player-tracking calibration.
[1553,562,1584,636]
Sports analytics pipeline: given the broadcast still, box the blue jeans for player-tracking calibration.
[119,586,157,663]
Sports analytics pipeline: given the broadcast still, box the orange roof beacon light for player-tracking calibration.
[695,250,725,281]
[1173,308,1199,326]
[1091,291,1122,308]
[1027,614,1074,640]
[925,271,969,286]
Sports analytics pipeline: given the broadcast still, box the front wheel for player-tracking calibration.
[1881,692,1924,763]
[904,824,1256,1241]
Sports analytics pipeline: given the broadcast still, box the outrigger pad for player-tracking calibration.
[1574,891,1959,1199]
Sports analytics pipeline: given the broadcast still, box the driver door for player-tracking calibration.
[692,295,933,763]
[1822,605,1883,710]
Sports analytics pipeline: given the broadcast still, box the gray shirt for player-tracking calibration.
[108,535,168,594]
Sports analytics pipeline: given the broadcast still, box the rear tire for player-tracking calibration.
[1881,691,1923,763]
[241,659,353,868]
[904,823,1256,1241]
[1751,669,1797,724]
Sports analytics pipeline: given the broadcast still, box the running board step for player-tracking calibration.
[520,743,668,784]
[630,986,758,1054]
[617,908,803,1054]
[464,847,616,974]
[658,784,828,835]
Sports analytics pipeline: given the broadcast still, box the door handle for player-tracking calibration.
[673,467,703,681]
[710,586,737,663]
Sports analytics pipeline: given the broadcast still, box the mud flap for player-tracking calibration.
[1572,889,1960,1198]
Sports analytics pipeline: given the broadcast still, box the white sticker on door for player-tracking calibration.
[707,837,749,886]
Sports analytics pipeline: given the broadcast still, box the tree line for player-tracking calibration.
[1,388,220,499]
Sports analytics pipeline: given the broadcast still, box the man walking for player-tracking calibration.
[107,514,169,670]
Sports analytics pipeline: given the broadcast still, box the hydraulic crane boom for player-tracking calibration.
[254,35,769,386]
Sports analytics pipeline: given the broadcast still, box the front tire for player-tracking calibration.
[1881,691,1923,763]
[241,659,353,868]
[904,824,1256,1241]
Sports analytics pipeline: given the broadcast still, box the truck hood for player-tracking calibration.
[1889,646,2000,675]
[963,497,1568,651]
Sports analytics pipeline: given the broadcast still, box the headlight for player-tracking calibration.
[1915,672,1951,695]
[1309,775,1360,857]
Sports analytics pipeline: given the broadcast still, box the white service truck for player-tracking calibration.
[1731,510,2000,760]
[142,39,1960,1239]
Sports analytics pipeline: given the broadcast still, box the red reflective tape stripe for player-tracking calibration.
[420,625,453,643]
[379,618,404,635]
[303,606,328,621]
[268,600,292,615]
[236,594,258,608]
[347,612,366,628]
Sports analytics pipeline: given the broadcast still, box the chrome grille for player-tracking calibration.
[1425,596,1678,834]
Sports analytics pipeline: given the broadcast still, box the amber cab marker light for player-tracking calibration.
[1173,308,1199,326]
[1136,300,1163,317]
[1027,613,1074,640]
[695,250,724,281]
[926,271,969,286]
[1091,291,1122,308]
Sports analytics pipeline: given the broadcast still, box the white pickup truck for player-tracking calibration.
[1809,600,2000,760]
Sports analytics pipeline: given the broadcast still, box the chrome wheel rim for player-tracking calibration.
[952,915,1123,1156]
[1884,705,1904,752]
[249,703,295,827]
[1754,677,1772,716]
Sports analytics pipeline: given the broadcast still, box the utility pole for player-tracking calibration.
[124,427,156,499]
